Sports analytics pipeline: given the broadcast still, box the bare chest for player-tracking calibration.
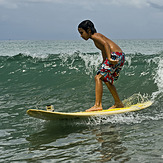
[94,42,103,51]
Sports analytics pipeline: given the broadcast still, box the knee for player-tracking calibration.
[95,74,103,81]
[94,75,99,81]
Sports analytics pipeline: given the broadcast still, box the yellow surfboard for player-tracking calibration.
[27,101,153,120]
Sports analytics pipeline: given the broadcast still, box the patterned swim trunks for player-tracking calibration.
[97,52,125,84]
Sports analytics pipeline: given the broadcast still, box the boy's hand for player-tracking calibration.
[109,58,119,65]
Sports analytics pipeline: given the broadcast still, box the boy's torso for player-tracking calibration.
[92,33,122,54]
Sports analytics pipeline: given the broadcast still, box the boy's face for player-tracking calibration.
[78,28,90,40]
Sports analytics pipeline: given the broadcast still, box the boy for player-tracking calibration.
[78,20,125,112]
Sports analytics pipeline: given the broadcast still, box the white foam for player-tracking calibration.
[83,111,163,126]
[152,54,163,99]
[59,51,102,77]
[79,52,102,77]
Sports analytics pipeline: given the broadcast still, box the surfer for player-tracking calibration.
[78,20,125,111]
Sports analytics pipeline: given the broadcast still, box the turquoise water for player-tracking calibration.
[0,40,163,162]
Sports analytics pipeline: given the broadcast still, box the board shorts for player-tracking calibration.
[97,52,125,84]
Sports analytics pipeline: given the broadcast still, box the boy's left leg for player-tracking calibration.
[105,82,124,109]
[85,74,103,112]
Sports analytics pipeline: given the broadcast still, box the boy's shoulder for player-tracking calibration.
[91,33,106,41]
[93,33,103,37]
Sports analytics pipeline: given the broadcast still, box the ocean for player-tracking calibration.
[0,39,163,162]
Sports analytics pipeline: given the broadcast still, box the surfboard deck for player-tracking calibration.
[26,101,153,120]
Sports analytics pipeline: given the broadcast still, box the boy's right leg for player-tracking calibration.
[105,82,124,109]
[85,74,103,112]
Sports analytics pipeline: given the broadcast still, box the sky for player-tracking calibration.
[0,0,163,40]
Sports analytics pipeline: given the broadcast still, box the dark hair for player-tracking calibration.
[78,20,97,34]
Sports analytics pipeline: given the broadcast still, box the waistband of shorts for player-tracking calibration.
[111,52,125,56]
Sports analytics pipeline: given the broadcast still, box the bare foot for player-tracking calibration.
[85,105,103,112]
[108,103,124,109]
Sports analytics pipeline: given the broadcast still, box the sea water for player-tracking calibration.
[0,39,163,162]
